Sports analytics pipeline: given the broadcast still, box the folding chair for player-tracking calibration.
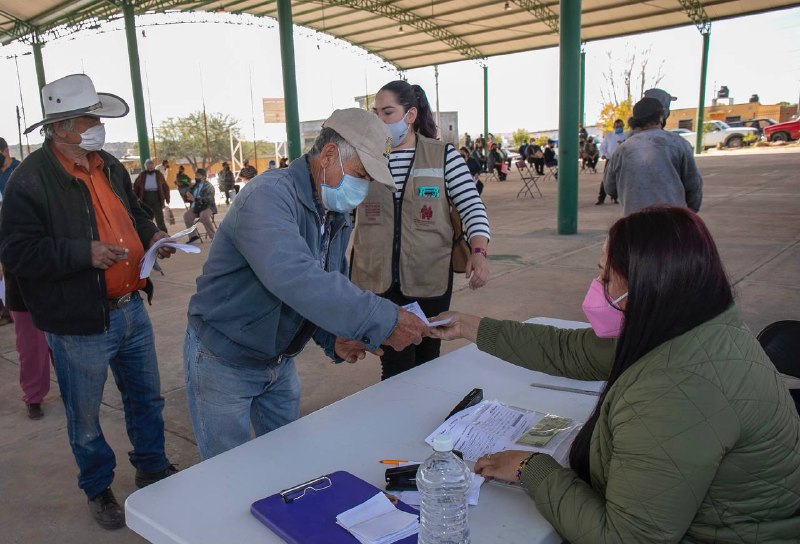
[192,215,217,243]
[544,163,558,183]
[515,160,542,198]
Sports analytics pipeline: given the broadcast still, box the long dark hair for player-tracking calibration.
[379,80,438,139]
[568,207,734,483]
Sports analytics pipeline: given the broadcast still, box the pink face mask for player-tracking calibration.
[581,279,628,338]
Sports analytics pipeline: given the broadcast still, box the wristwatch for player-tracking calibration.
[472,247,488,258]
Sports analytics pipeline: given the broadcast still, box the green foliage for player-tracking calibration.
[743,132,759,146]
[156,111,240,171]
[511,128,531,147]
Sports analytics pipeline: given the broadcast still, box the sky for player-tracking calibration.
[1,6,798,149]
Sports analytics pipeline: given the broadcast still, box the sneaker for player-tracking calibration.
[135,464,179,488]
[88,488,125,530]
[26,403,44,420]
[187,235,201,244]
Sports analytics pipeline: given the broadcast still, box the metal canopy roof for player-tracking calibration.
[1,1,798,70]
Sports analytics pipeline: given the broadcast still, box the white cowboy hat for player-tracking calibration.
[24,73,129,134]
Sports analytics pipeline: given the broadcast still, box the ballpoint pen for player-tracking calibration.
[380,459,409,464]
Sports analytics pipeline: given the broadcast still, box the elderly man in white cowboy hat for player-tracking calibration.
[0,74,178,530]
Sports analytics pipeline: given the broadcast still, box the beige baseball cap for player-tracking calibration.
[322,108,395,190]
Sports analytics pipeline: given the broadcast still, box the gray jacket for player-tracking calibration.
[604,128,703,215]
[187,156,399,369]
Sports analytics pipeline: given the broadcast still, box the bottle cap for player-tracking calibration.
[432,434,454,452]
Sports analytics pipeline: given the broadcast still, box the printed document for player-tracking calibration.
[139,225,201,279]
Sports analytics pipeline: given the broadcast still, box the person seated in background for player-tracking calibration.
[175,165,192,202]
[582,136,599,173]
[183,168,217,243]
[459,146,484,195]
[490,143,507,181]
[238,159,258,182]
[428,206,800,543]
[543,139,557,168]
[278,157,289,168]
[528,143,545,175]
[471,138,487,172]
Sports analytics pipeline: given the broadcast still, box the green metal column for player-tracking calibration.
[277,0,301,161]
[31,33,47,115]
[122,1,150,165]
[694,30,711,155]
[579,45,586,126]
[483,65,488,153]
[557,0,581,235]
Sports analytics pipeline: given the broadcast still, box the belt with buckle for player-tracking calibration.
[108,292,136,310]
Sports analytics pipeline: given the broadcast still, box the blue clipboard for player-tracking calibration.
[251,470,419,544]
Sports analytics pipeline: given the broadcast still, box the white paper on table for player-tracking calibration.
[396,473,484,507]
[336,492,419,544]
[402,302,453,327]
[139,226,202,279]
[425,400,582,465]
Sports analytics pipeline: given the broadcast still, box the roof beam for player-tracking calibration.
[677,0,711,33]
[293,0,485,62]
[511,0,559,33]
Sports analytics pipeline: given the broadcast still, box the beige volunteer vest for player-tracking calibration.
[351,134,453,298]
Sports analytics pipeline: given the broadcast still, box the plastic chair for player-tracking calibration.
[757,320,800,415]
[515,160,542,198]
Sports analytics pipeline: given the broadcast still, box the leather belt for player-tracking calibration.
[108,292,137,310]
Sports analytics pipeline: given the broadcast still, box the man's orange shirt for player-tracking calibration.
[53,146,146,298]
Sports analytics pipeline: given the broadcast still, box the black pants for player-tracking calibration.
[143,191,167,232]
[531,158,545,175]
[379,279,453,381]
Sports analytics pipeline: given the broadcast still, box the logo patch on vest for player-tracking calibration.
[417,186,440,198]
[419,205,434,224]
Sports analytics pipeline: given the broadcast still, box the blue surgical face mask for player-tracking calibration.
[385,110,410,146]
[614,127,624,134]
[321,146,370,213]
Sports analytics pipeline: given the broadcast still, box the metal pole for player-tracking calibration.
[122,1,150,166]
[249,66,258,164]
[434,65,441,137]
[277,0,301,161]
[557,0,581,235]
[579,45,586,126]
[695,30,711,155]
[199,66,211,166]
[16,106,24,160]
[31,34,46,115]
[483,65,488,155]
[144,63,157,160]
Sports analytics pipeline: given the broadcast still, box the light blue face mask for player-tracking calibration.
[385,110,410,146]
[321,146,370,213]
[614,127,624,134]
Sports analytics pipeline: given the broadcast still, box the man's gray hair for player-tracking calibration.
[308,127,356,161]
[41,118,76,140]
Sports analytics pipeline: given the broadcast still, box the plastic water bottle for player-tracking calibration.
[416,434,472,544]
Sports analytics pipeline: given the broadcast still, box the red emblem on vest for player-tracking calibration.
[420,205,433,221]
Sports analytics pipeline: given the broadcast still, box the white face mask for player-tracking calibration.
[79,124,106,151]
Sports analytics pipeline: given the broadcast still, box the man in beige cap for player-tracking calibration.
[184,108,427,459]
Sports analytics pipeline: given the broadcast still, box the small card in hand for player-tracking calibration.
[516,415,573,447]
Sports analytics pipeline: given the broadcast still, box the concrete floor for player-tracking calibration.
[0,147,798,543]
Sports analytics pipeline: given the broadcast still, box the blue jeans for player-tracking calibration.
[184,324,301,460]
[46,294,169,499]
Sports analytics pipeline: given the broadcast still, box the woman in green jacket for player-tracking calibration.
[429,207,800,543]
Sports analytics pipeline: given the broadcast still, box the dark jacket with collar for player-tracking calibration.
[187,156,399,369]
[133,169,171,206]
[0,140,160,335]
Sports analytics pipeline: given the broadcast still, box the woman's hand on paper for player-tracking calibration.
[474,450,533,483]
[426,312,482,343]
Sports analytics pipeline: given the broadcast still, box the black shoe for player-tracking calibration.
[88,488,125,530]
[26,403,44,420]
[595,200,604,206]
[135,464,179,489]
[612,198,619,204]
[187,235,201,244]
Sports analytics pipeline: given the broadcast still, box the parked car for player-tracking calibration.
[728,118,777,137]
[679,121,758,149]
[763,117,800,142]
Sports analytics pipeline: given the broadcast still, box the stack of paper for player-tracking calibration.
[336,492,419,544]
[139,225,202,279]
[402,302,452,327]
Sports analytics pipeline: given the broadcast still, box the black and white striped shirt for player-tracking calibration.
[389,144,491,242]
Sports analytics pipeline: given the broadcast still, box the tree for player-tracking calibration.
[600,45,665,108]
[597,98,633,135]
[156,111,240,171]
[511,128,531,147]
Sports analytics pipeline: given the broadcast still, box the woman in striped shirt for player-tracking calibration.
[350,80,491,380]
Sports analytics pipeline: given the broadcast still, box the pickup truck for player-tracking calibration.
[763,118,800,142]
[679,121,759,150]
